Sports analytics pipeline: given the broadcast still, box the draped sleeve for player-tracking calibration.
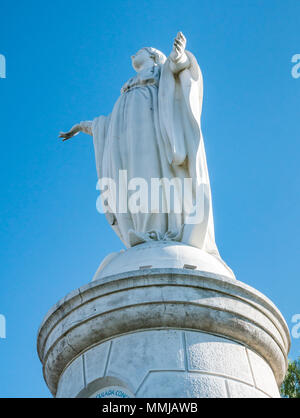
[158,51,203,176]
[158,51,220,257]
[91,115,111,179]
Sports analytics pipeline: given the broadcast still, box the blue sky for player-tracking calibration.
[0,0,299,397]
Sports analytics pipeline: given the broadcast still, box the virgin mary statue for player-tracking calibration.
[60,32,224,264]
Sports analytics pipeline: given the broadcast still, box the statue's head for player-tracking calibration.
[131,47,166,71]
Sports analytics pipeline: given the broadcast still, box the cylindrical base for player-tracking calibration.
[56,329,281,398]
[37,268,290,398]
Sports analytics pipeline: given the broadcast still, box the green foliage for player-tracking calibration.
[281,358,300,398]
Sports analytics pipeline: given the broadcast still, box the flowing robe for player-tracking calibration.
[84,51,220,257]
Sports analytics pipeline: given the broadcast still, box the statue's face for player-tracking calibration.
[131,49,152,71]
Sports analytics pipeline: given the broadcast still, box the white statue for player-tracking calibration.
[60,32,221,260]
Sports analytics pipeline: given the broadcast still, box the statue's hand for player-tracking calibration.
[59,124,81,141]
[170,32,187,62]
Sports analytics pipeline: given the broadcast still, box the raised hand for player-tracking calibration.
[170,32,187,62]
[59,124,81,141]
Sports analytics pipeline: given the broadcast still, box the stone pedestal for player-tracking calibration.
[37,243,290,398]
[47,30,291,398]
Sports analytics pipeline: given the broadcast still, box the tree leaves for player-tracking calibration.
[281,358,300,398]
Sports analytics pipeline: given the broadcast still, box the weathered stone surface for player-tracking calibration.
[54,329,283,398]
[106,330,185,391]
[185,332,253,385]
[56,356,84,398]
[137,371,228,398]
[84,341,111,385]
[247,349,280,398]
[226,380,269,398]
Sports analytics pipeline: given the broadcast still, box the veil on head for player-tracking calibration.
[143,47,167,65]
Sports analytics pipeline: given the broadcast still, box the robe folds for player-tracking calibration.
[91,51,219,258]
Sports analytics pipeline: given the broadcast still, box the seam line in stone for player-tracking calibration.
[103,341,112,377]
[245,348,256,388]
[135,372,150,396]
[182,331,188,371]
[82,354,87,388]
[225,379,230,398]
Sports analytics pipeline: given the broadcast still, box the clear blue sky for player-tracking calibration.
[0,0,299,398]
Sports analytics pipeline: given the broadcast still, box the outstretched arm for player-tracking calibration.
[59,121,93,141]
[169,32,190,73]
